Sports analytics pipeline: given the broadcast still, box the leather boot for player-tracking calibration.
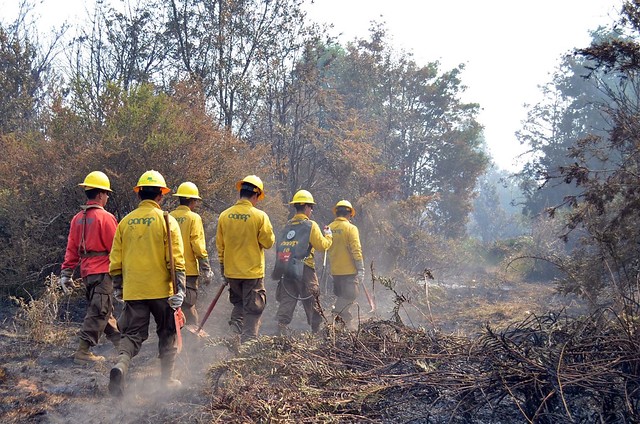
[160,356,181,388]
[74,339,105,365]
[109,353,131,397]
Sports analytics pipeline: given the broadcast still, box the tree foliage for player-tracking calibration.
[532,1,640,310]
[1,0,491,293]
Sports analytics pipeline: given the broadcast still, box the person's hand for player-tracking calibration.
[198,258,213,285]
[219,263,225,281]
[58,275,72,295]
[168,292,185,309]
[201,269,214,286]
[113,288,124,303]
[323,226,332,237]
[356,269,365,285]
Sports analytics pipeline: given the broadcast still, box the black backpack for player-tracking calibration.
[271,218,312,282]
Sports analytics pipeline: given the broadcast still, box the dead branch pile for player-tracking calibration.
[205,311,640,423]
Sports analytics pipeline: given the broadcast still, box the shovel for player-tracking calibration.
[185,280,228,338]
[164,212,184,353]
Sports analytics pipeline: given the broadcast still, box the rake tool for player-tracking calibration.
[185,279,228,338]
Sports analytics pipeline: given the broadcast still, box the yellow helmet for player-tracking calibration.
[79,171,112,192]
[235,175,265,200]
[172,182,201,199]
[133,170,170,195]
[289,189,315,205]
[333,199,355,217]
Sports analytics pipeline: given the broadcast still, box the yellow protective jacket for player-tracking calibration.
[110,200,185,300]
[170,205,209,276]
[289,213,332,270]
[216,199,275,279]
[328,217,363,275]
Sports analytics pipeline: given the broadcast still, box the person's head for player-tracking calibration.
[173,182,201,210]
[235,175,265,205]
[290,190,315,217]
[79,171,112,206]
[333,200,356,219]
[134,170,170,202]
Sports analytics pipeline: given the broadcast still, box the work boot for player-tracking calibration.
[109,353,131,397]
[74,339,105,365]
[228,320,242,335]
[160,356,181,388]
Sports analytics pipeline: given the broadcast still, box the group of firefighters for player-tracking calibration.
[59,170,364,397]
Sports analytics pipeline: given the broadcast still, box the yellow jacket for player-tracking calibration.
[216,199,275,279]
[110,200,185,300]
[170,205,209,276]
[328,217,363,275]
[289,213,332,269]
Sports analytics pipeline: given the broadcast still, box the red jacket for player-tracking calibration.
[61,201,118,277]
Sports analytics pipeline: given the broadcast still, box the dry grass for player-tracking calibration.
[9,273,75,347]
[201,310,640,423]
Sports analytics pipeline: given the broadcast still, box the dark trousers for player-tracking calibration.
[227,277,266,342]
[275,265,322,332]
[117,298,177,361]
[80,273,120,346]
[182,276,199,325]
[332,274,359,325]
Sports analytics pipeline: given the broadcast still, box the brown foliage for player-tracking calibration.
[0,82,266,295]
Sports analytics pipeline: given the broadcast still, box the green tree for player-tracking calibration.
[545,2,640,310]
[516,28,615,217]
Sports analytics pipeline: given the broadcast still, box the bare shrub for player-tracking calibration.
[9,273,71,345]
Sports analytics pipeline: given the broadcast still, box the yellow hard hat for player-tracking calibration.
[133,170,170,195]
[235,175,265,200]
[79,171,112,192]
[333,199,355,217]
[172,182,201,199]
[289,189,315,205]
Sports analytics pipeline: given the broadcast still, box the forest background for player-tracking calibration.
[1,0,640,325]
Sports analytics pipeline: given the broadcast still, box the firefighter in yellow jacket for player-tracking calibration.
[328,200,364,328]
[108,170,186,397]
[216,175,275,343]
[170,182,213,325]
[273,190,332,335]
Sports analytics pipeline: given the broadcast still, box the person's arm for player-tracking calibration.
[109,224,123,280]
[349,225,365,281]
[258,213,275,249]
[215,219,225,277]
[309,222,332,252]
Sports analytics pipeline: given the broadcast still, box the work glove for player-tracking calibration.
[198,258,214,286]
[58,268,73,295]
[112,274,124,303]
[219,262,225,282]
[323,226,332,237]
[113,288,124,303]
[168,270,187,309]
[168,291,184,309]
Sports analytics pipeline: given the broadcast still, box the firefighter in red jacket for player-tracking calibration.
[59,171,120,364]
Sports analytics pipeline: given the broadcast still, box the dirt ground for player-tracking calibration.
[0,276,585,423]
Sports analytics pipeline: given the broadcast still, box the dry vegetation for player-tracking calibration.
[1,270,639,423]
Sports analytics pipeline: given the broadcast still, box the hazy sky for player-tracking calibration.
[305,0,623,171]
[3,0,623,171]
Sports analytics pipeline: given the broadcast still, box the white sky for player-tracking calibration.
[305,0,623,171]
[3,0,624,171]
